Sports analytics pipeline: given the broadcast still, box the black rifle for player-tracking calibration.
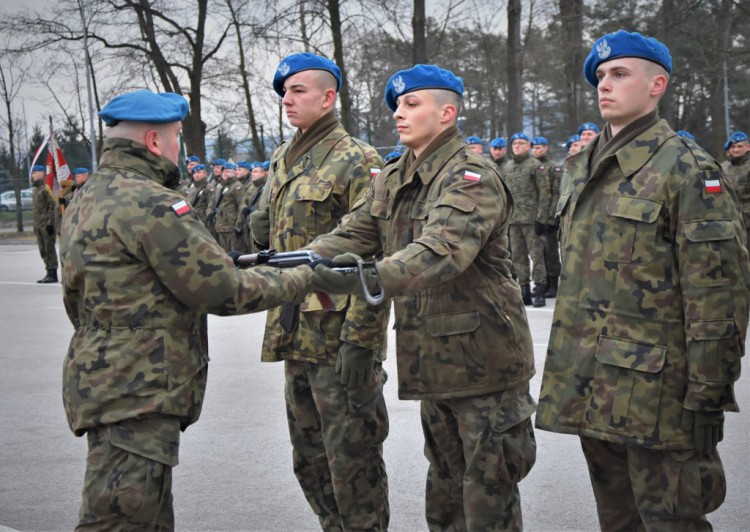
[237,249,385,306]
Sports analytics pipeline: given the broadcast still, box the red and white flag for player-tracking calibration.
[45,133,71,200]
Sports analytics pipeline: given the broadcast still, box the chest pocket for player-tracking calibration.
[410,200,431,240]
[293,182,334,237]
[603,195,661,265]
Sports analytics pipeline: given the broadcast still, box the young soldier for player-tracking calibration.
[577,121,601,147]
[721,131,750,243]
[532,136,563,297]
[465,135,484,155]
[536,30,750,530]
[308,64,537,531]
[31,165,58,283]
[489,137,509,171]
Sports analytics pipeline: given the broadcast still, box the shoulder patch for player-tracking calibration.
[704,178,721,194]
[171,200,191,216]
[370,167,381,178]
[463,170,481,182]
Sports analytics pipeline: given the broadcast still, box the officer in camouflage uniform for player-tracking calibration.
[237,162,267,253]
[489,137,509,172]
[210,162,245,252]
[186,163,215,229]
[249,53,390,531]
[721,131,750,243]
[59,89,312,530]
[31,165,59,283]
[536,31,750,531]
[503,132,551,307]
[532,136,563,298]
[309,64,537,532]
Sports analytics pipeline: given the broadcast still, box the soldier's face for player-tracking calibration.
[237,167,250,178]
[596,57,664,133]
[282,70,336,133]
[532,144,548,158]
[489,147,506,160]
[393,90,447,156]
[222,169,235,180]
[468,143,483,154]
[512,140,530,155]
[579,130,597,145]
[568,141,583,155]
[187,161,197,172]
[251,167,265,181]
[729,141,750,158]
[31,171,45,182]
[213,166,222,176]
[74,172,88,186]
[193,169,207,181]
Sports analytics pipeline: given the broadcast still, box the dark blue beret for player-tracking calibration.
[384,64,463,112]
[73,167,89,174]
[565,134,581,151]
[384,150,401,161]
[726,131,749,146]
[584,30,672,88]
[465,136,483,145]
[32,165,45,172]
[273,53,341,98]
[261,161,270,171]
[490,137,506,149]
[237,161,252,170]
[186,155,200,163]
[212,159,226,167]
[578,122,600,135]
[99,90,189,126]
[224,162,237,171]
[532,136,548,146]
[509,132,530,143]
[676,130,696,142]
[191,164,206,173]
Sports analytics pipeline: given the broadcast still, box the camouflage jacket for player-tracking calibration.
[311,132,536,400]
[502,151,551,224]
[256,122,388,363]
[536,154,563,223]
[721,153,750,229]
[59,138,309,437]
[32,179,57,230]
[212,178,245,232]
[536,119,750,450]
[186,178,216,227]
[237,179,266,230]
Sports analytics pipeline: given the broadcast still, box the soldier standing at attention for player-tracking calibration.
[504,131,551,307]
[186,163,214,229]
[536,30,750,530]
[489,137,509,171]
[31,164,58,283]
[721,131,750,243]
[248,53,390,531]
[211,162,244,252]
[308,64,537,531]
[565,134,582,156]
[59,89,311,530]
[532,136,563,298]
[578,121,601,147]
[465,135,484,155]
[237,162,267,253]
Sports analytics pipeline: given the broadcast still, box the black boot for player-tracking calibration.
[532,283,546,308]
[38,269,58,283]
[521,283,532,306]
[545,276,558,298]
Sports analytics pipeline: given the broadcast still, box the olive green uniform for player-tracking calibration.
[537,154,563,288]
[721,152,750,243]
[237,178,266,253]
[32,178,58,272]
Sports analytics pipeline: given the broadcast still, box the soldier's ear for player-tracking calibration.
[144,129,162,158]
[440,103,457,124]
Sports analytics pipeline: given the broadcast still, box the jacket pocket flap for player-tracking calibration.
[595,336,667,373]
[426,311,480,337]
[688,318,736,341]
[684,220,735,242]
[296,182,333,202]
[606,196,661,223]
[436,192,477,213]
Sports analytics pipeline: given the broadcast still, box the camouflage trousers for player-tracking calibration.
[580,437,726,531]
[216,230,240,253]
[76,415,180,531]
[543,226,561,279]
[34,226,58,270]
[508,224,546,286]
[285,360,390,531]
[421,384,537,532]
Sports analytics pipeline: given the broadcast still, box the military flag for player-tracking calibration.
[45,133,71,201]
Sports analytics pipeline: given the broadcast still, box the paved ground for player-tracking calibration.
[0,242,747,531]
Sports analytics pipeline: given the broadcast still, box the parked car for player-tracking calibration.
[0,188,33,212]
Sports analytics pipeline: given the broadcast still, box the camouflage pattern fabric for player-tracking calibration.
[536,119,750,450]
[32,179,58,270]
[237,179,266,253]
[508,224,545,286]
[721,152,750,242]
[502,151,550,225]
[186,178,216,228]
[212,177,245,252]
[310,131,535,400]
[538,154,562,279]
[580,436,725,530]
[286,361,389,531]
[422,385,536,531]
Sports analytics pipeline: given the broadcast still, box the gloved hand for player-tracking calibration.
[310,253,380,295]
[681,410,724,454]
[534,221,546,236]
[546,221,559,234]
[227,250,243,267]
[46,225,55,236]
[249,209,270,247]
[234,227,242,236]
[336,342,375,389]
[241,206,251,217]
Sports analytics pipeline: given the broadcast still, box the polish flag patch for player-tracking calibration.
[463,170,481,182]
[370,167,381,178]
[704,179,721,194]
[171,200,191,216]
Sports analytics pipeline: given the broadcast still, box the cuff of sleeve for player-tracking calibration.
[684,382,739,412]
[282,266,312,304]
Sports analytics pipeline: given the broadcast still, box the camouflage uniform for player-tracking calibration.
[59,138,310,530]
[536,120,750,529]
[255,119,390,531]
[537,153,563,293]
[211,176,244,252]
[311,130,537,531]
[32,178,58,272]
[503,150,551,289]
[237,177,266,253]
[721,152,750,243]
[186,177,216,229]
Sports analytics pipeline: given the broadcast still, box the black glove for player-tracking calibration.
[336,343,375,390]
[534,221,546,236]
[59,197,68,207]
[234,227,242,236]
[241,206,251,217]
[546,221,559,234]
[310,253,380,295]
[207,213,216,225]
[681,410,724,454]
[46,225,54,236]
[249,209,270,247]
[227,250,243,266]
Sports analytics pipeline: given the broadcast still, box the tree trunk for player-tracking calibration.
[709,0,732,159]
[412,0,427,64]
[506,0,523,134]
[327,0,354,134]
[657,0,676,127]
[559,0,583,134]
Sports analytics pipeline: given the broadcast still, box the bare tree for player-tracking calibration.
[413,0,426,64]
[506,0,523,133]
[0,51,27,232]
[327,0,354,133]
[559,0,583,134]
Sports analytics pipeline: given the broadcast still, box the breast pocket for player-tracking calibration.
[603,195,662,264]
[294,183,334,236]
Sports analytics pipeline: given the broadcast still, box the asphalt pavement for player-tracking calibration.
[0,242,747,531]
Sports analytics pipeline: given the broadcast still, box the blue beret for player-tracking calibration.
[384,64,463,112]
[726,131,749,146]
[465,136,483,145]
[186,155,200,163]
[509,132,530,143]
[273,53,341,98]
[676,130,696,142]
[531,136,548,146]
[262,161,270,171]
[578,122,600,135]
[223,162,237,171]
[73,167,89,174]
[32,165,45,172]
[584,30,672,88]
[384,150,401,162]
[565,134,581,151]
[212,159,226,167]
[99,89,189,126]
[489,137,506,149]
[237,161,252,170]
[191,164,206,173]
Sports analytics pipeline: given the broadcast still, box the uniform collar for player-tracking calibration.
[99,137,181,190]
[614,119,675,178]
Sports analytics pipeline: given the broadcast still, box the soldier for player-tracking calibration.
[465,135,484,155]
[210,158,225,182]
[489,137,509,171]
[59,89,312,530]
[308,64,536,531]
[578,121,601,147]
[237,162,267,253]
[532,136,563,298]
[565,134,582,156]
[536,31,750,530]
[721,131,750,243]
[248,53,389,531]
[210,162,245,252]
[30,164,58,283]
[503,131,551,307]
[186,163,214,229]
[186,154,200,173]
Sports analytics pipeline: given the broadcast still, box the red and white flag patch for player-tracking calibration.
[704,179,721,194]
[463,170,481,182]
[171,200,191,216]
[370,167,381,178]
